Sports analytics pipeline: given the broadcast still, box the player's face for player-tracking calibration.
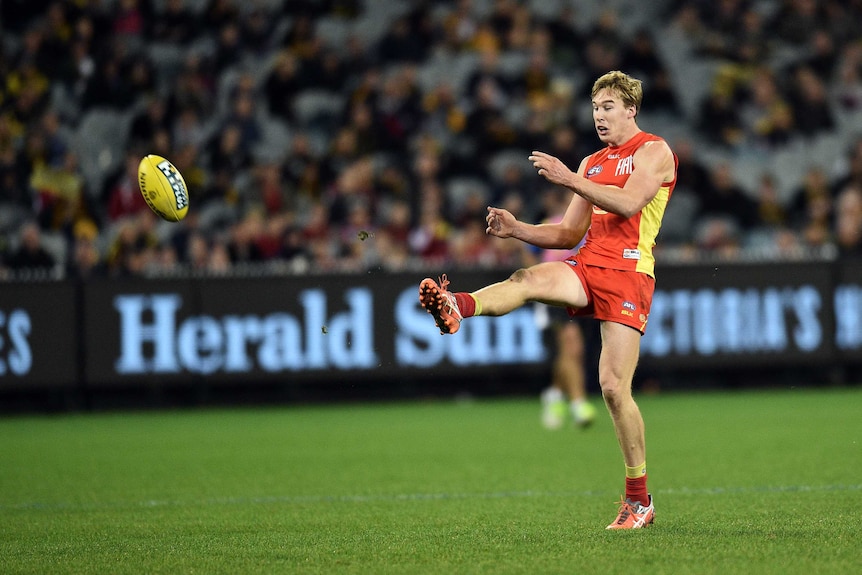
[592,89,635,145]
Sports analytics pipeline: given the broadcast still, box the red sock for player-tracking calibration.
[625,475,649,505]
[454,292,476,318]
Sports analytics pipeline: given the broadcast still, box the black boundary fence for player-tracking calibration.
[2,258,861,411]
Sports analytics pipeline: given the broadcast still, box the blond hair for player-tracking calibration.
[591,71,643,116]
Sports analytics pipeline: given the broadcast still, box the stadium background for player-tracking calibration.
[2,0,862,410]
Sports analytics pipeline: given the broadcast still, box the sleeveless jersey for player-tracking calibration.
[576,131,677,278]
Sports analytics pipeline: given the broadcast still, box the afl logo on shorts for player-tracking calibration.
[586,165,603,178]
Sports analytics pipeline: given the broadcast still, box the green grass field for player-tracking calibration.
[2,386,861,574]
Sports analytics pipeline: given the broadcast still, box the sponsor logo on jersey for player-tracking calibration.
[623,248,641,260]
[586,165,603,178]
[615,155,634,176]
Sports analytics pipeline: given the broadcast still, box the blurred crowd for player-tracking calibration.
[1,0,862,282]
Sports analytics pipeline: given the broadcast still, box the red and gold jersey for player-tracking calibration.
[576,131,677,278]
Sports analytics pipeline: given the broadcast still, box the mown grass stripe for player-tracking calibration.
[5,483,860,512]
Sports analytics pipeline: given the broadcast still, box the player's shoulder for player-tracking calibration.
[632,134,676,181]
[635,135,673,159]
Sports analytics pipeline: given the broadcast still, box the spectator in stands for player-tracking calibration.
[582,37,623,88]
[211,21,243,74]
[207,123,253,178]
[789,65,836,138]
[464,48,512,104]
[282,13,319,63]
[698,89,745,149]
[489,162,531,209]
[319,127,360,189]
[66,219,105,280]
[105,151,150,222]
[834,46,862,112]
[223,76,262,150]
[834,184,862,257]
[130,96,169,148]
[184,230,211,272]
[751,173,788,231]
[281,132,321,204]
[5,61,51,133]
[38,109,69,168]
[789,167,831,229]
[111,0,150,40]
[672,138,710,196]
[253,162,288,216]
[29,150,90,233]
[167,54,215,120]
[242,7,277,57]
[13,24,54,75]
[696,162,759,231]
[834,137,862,193]
[309,48,349,94]
[644,69,683,116]
[148,126,173,160]
[376,15,428,64]
[518,49,553,105]
[226,210,266,265]
[125,53,157,102]
[0,135,29,209]
[264,50,303,122]
[768,0,821,45]
[203,0,239,33]
[4,221,56,276]
[172,106,207,151]
[280,224,312,269]
[465,78,520,171]
[207,238,232,274]
[149,0,196,45]
[374,67,423,152]
[739,67,795,149]
[622,28,665,80]
[788,167,834,248]
[408,187,450,263]
[81,46,135,110]
[60,36,96,102]
[802,29,839,81]
[169,144,205,202]
[4,0,862,280]
[693,217,742,257]
[105,213,158,277]
[544,6,584,68]
[378,198,411,246]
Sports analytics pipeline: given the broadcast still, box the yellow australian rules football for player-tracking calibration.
[137,154,190,222]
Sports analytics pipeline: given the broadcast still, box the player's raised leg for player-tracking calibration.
[419,262,588,335]
[472,262,588,315]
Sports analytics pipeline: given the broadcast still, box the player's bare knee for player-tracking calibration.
[508,268,530,283]
[599,375,631,413]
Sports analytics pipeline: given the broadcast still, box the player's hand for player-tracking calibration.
[529,151,572,187]
[486,206,516,238]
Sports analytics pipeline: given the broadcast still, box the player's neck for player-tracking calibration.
[607,126,642,148]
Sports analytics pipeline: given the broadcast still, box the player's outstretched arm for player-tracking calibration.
[486,178,591,250]
[530,142,673,219]
[486,154,592,250]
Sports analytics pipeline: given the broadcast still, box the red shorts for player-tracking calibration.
[563,256,655,335]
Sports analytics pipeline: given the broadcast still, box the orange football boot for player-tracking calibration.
[606,494,655,529]
[418,275,463,335]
